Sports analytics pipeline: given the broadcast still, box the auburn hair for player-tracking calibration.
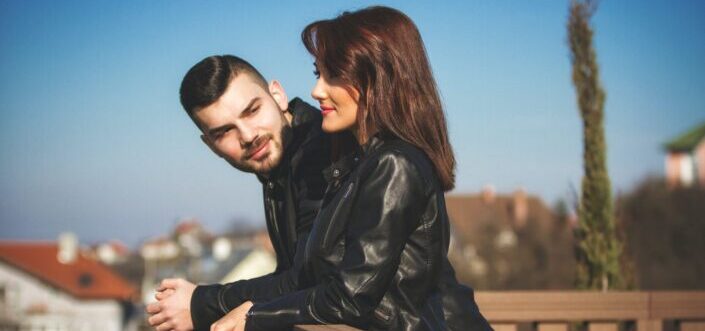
[302,6,456,191]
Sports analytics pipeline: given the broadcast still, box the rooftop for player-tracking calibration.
[0,241,137,300]
[664,122,705,152]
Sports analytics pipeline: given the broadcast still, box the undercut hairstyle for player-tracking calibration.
[302,6,456,191]
[179,55,268,117]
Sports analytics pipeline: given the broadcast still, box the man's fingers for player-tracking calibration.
[155,288,175,300]
[155,320,174,331]
[170,311,194,331]
[157,278,180,291]
[211,312,246,331]
[211,319,236,331]
[147,312,167,326]
[146,302,162,314]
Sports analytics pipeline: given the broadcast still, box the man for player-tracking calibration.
[146,55,330,331]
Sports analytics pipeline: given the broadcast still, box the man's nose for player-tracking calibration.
[239,125,257,145]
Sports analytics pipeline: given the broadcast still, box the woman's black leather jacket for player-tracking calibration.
[241,136,490,331]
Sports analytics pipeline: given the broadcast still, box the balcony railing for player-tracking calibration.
[294,291,705,331]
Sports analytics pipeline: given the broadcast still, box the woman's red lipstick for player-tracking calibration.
[320,105,335,116]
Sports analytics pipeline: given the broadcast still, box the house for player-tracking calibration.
[664,121,705,188]
[92,240,131,266]
[0,237,137,331]
[139,219,276,305]
[207,231,276,284]
[444,187,575,290]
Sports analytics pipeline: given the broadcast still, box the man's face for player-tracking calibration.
[194,74,291,175]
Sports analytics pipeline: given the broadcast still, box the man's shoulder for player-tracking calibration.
[287,97,331,172]
[289,97,322,128]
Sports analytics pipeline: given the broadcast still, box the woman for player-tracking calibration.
[215,6,490,331]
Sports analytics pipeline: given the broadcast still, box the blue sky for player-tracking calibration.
[1,1,704,247]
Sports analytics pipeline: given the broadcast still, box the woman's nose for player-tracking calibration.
[311,78,326,101]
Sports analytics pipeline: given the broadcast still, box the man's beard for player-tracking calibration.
[228,124,292,175]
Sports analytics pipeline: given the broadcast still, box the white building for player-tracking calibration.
[0,240,137,331]
[664,122,705,188]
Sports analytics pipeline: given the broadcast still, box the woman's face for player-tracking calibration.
[311,68,360,135]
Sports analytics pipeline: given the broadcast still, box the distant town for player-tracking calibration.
[2,123,704,330]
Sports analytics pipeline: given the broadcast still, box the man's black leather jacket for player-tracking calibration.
[190,98,331,330]
[242,136,491,331]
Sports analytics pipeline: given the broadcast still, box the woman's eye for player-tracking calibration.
[313,69,320,78]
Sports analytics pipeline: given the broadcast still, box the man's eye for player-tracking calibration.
[214,129,230,139]
[245,106,260,117]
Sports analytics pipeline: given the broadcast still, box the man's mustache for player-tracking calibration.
[244,135,272,159]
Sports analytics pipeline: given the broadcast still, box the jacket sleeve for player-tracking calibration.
[245,152,429,331]
[190,230,313,331]
[439,259,493,331]
[190,141,328,330]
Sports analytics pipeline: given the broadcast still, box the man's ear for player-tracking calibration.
[269,80,289,112]
[200,134,223,159]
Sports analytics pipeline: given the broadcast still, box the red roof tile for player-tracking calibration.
[0,241,137,300]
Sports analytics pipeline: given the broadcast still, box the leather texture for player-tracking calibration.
[190,98,330,331]
[245,136,491,331]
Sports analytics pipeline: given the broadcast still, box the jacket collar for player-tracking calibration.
[257,98,320,184]
[360,134,387,155]
[322,133,396,184]
[323,146,361,184]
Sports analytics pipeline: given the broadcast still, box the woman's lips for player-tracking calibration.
[320,105,335,116]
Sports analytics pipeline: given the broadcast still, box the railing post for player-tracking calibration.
[638,319,664,331]
[680,321,705,331]
[538,322,569,331]
[589,322,619,331]
[491,323,519,331]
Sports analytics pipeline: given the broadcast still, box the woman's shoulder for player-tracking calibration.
[362,137,438,188]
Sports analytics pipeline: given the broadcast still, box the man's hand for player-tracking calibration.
[146,278,197,331]
[210,301,253,331]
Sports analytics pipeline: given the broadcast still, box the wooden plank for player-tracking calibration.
[292,292,705,330]
[637,319,664,331]
[589,322,618,331]
[538,322,569,331]
[680,322,705,331]
[475,291,650,321]
[650,292,705,319]
[491,323,518,331]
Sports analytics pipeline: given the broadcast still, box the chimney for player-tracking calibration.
[212,237,232,262]
[513,188,528,228]
[481,184,496,204]
[57,232,78,264]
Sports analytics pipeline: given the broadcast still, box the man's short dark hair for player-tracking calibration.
[179,55,268,116]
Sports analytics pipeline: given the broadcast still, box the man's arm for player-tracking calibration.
[147,248,306,331]
[152,117,329,331]
[189,239,308,330]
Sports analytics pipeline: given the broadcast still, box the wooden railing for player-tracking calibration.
[294,291,705,331]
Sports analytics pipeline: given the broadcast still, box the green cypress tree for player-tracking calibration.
[567,0,624,290]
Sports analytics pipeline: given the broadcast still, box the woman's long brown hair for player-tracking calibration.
[302,6,456,191]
